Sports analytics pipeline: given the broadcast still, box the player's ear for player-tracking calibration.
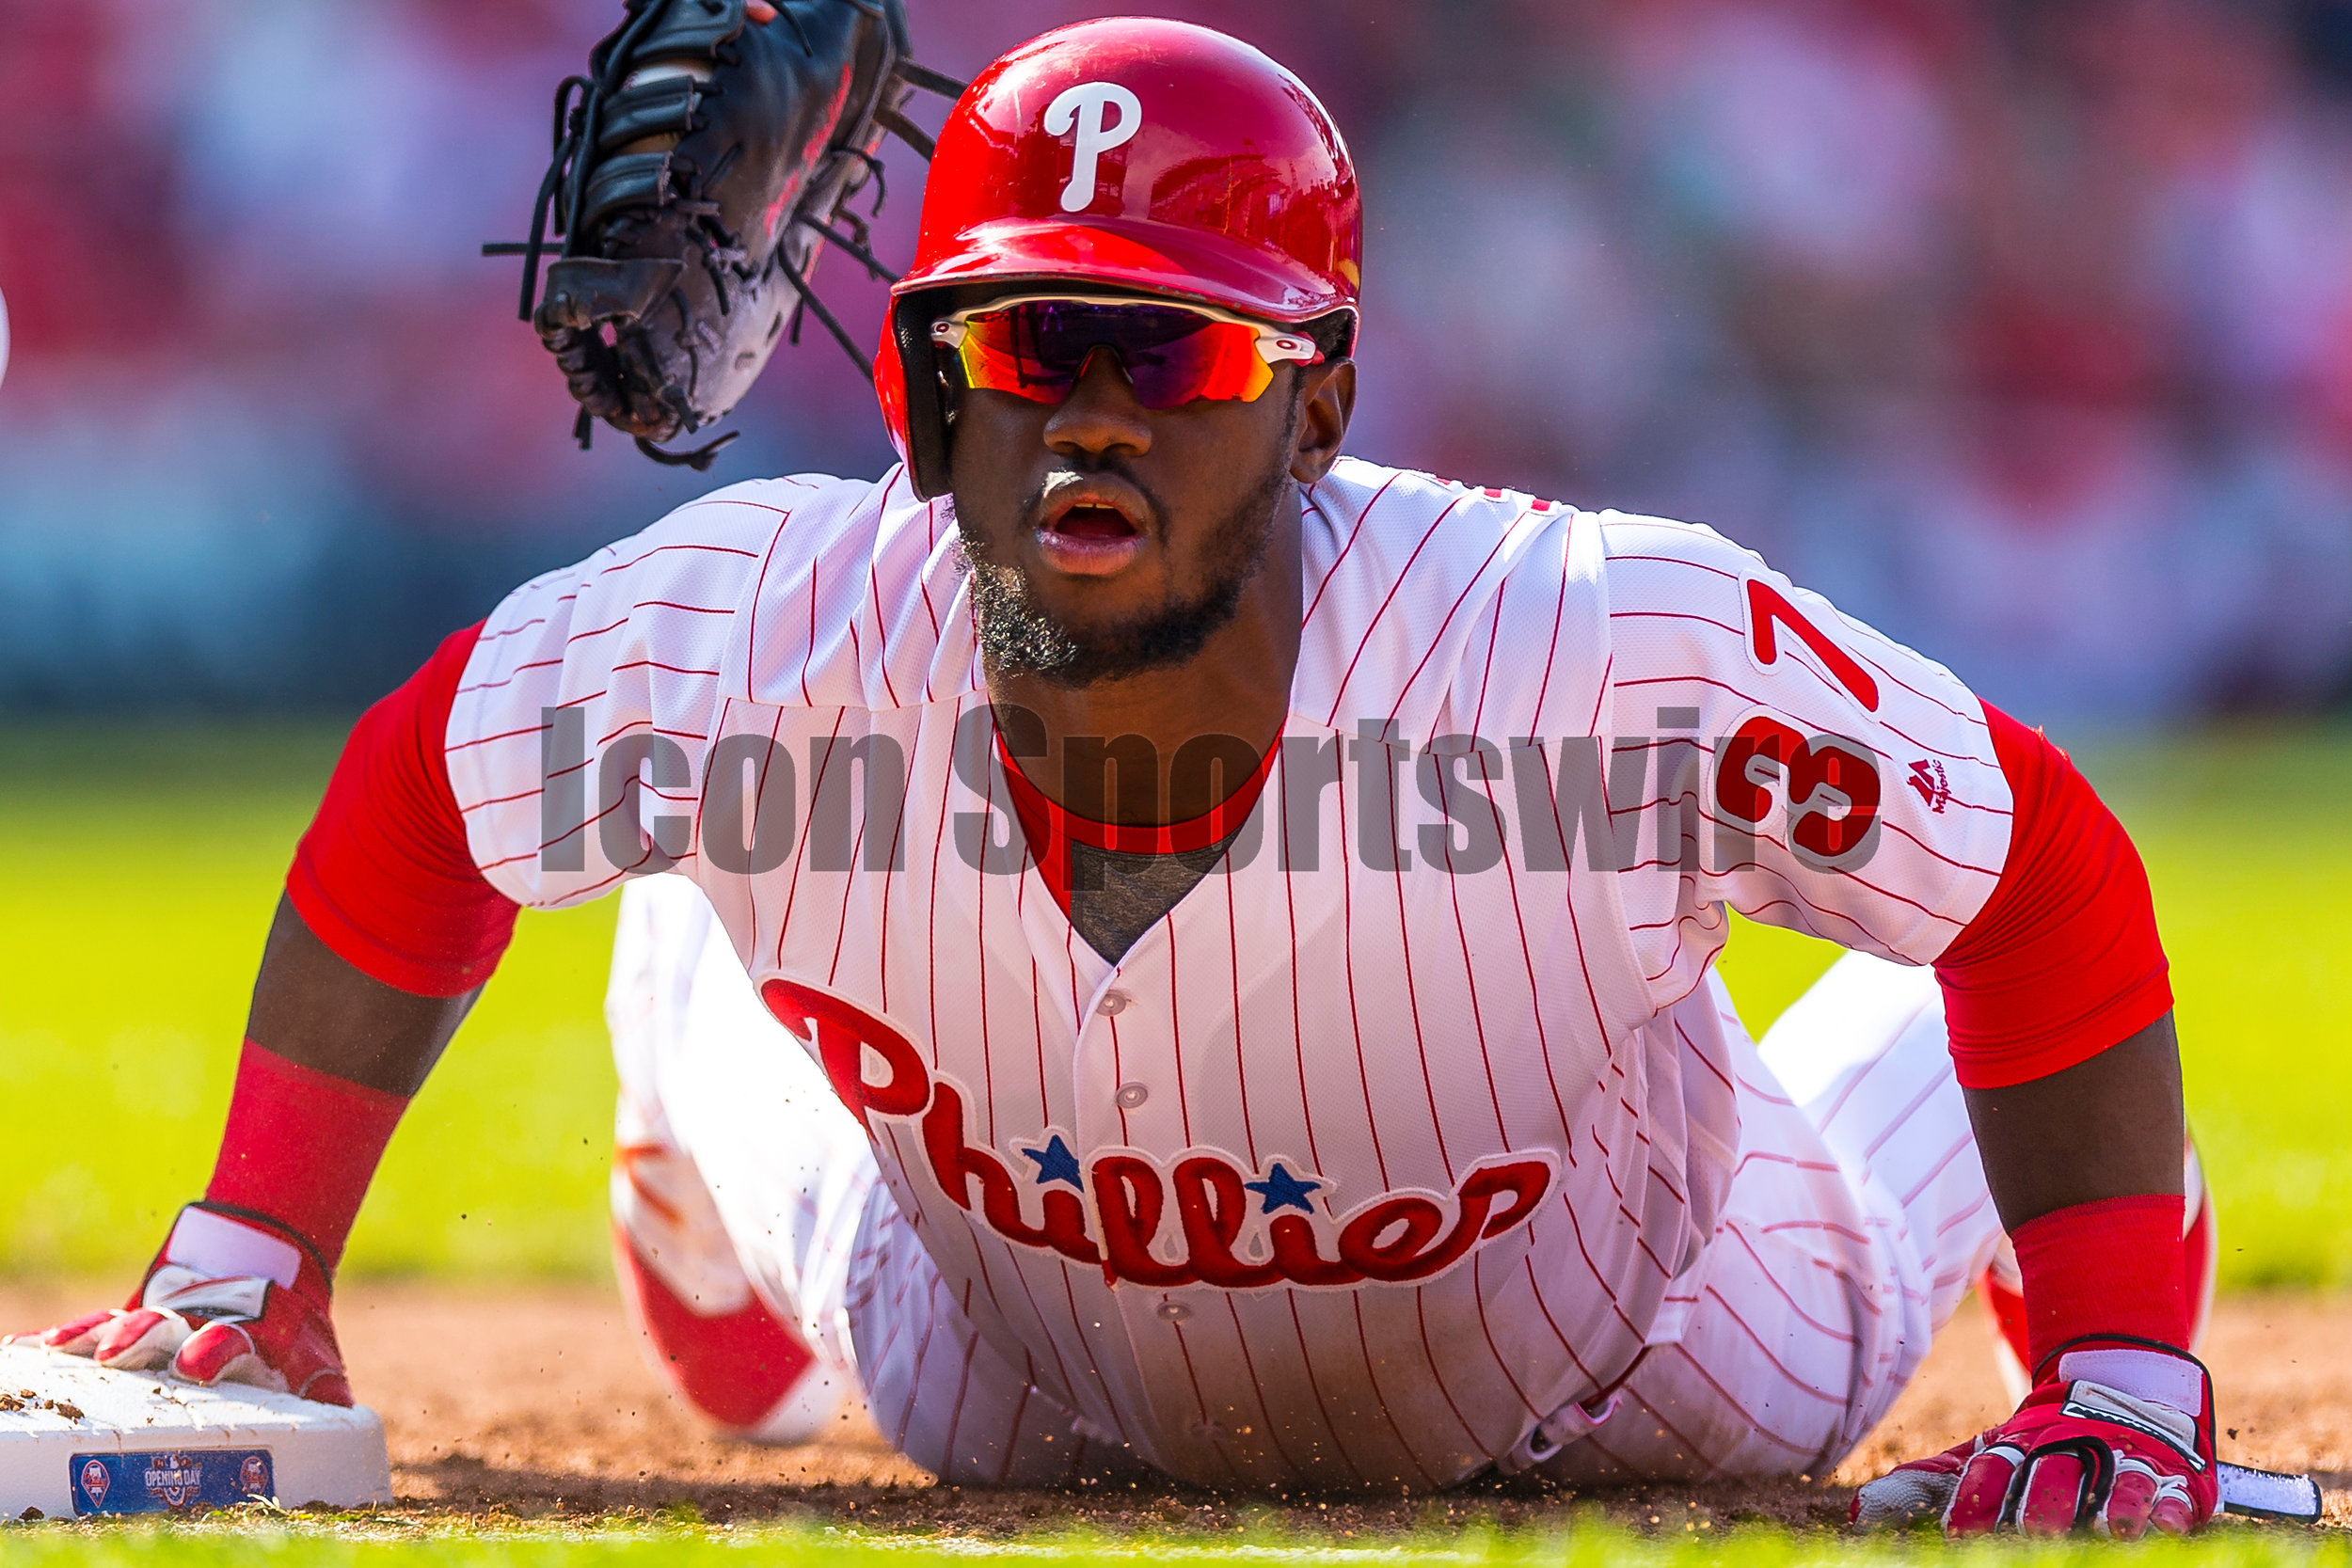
[1290,356,1354,484]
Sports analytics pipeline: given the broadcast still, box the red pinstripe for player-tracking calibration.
[457,782,544,815]
[1219,1297,1308,1475]
[1381,519,1517,728]
[1322,491,1470,725]
[1331,768,1391,1190]
[1862,1074,1946,1162]
[1723,1226,1873,1339]
[1383,746,1452,1181]
[446,717,553,753]
[456,655,563,695]
[1347,1294,1440,1487]
[1164,913,1193,1148]
[923,704,958,1070]
[1433,753,1511,1153]
[597,541,759,577]
[1283,1294,1367,1485]
[1411,1288,1491,1458]
[1221,865,1259,1166]
[1699,1284,1847,1404]
[866,542,901,708]
[1614,781,2007,880]
[1054,1269,1137,1448]
[1552,1194,1645,1339]
[1606,551,1738,580]
[938,1292,981,1469]
[1519,1249,1606,1385]
[1279,782,1325,1175]
[1300,471,1402,632]
[1896,1133,1976,1208]
[742,506,795,701]
[995,1252,1086,1425]
[977,751,998,1148]
[1468,1254,1543,1419]
[1677,1025,1740,1099]
[996,1377,1032,1486]
[769,707,848,971]
[1609,608,1744,640]
[1168,1322,1245,1485]
[1528,560,1569,736]
[1614,671,1995,768]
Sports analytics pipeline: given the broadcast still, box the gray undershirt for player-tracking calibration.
[1065,827,1250,962]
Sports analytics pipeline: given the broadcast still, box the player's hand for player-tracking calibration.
[8,1203,352,1406]
[1851,1338,2217,1538]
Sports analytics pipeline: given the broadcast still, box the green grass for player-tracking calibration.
[0,1520,2340,1565]
[0,724,619,1280]
[1,722,2347,1288]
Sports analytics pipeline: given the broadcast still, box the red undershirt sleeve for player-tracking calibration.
[284,622,519,998]
[1932,704,2172,1089]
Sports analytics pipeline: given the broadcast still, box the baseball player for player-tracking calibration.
[22,17,2234,1534]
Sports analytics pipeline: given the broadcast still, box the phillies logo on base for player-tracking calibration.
[78,1458,109,1511]
[762,979,1556,1289]
[1045,80,1142,213]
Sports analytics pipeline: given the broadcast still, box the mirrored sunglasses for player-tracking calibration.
[930,294,1323,410]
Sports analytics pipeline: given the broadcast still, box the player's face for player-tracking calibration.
[946,306,1353,689]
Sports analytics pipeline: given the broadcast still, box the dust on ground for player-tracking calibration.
[3,1282,2344,1535]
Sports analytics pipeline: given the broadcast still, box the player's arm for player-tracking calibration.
[11,626,516,1403]
[1597,516,2211,1535]
[12,475,874,1403]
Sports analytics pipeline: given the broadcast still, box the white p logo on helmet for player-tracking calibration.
[1044,81,1142,214]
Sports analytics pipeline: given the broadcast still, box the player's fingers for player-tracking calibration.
[747,1,777,20]
[23,1311,118,1356]
[2103,1460,2158,1540]
[171,1320,284,1394]
[91,1308,190,1371]
[1851,1465,1956,1529]
[1943,1447,2019,1534]
[2147,1481,2201,1536]
[2015,1450,2093,1537]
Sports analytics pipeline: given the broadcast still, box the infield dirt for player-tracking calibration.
[1,1283,2343,1534]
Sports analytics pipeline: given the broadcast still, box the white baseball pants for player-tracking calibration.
[606,874,2005,1486]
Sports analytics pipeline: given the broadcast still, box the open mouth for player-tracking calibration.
[1046,503,1140,542]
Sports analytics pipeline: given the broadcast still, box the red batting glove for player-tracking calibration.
[9,1203,352,1406]
[1852,1338,2217,1538]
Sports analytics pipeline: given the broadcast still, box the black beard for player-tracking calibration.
[960,450,1291,690]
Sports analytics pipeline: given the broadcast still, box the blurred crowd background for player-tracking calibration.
[5,0,2352,719]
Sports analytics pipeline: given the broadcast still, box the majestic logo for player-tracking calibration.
[762,979,1556,1291]
[1044,81,1143,213]
[78,1459,109,1511]
[1906,758,1950,814]
[143,1452,203,1511]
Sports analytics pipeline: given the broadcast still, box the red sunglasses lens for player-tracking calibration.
[950,303,1275,408]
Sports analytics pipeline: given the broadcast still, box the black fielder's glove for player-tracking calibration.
[493,0,960,469]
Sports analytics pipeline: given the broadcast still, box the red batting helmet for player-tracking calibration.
[876,18,1362,499]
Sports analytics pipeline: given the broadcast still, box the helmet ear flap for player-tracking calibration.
[889,293,955,500]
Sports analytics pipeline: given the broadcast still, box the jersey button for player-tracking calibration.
[1154,1301,1191,1323]
[1096,990,1131,1017]
[1114,1082,1150,1110]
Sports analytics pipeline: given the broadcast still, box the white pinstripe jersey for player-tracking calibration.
[446,454,2015,1489]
